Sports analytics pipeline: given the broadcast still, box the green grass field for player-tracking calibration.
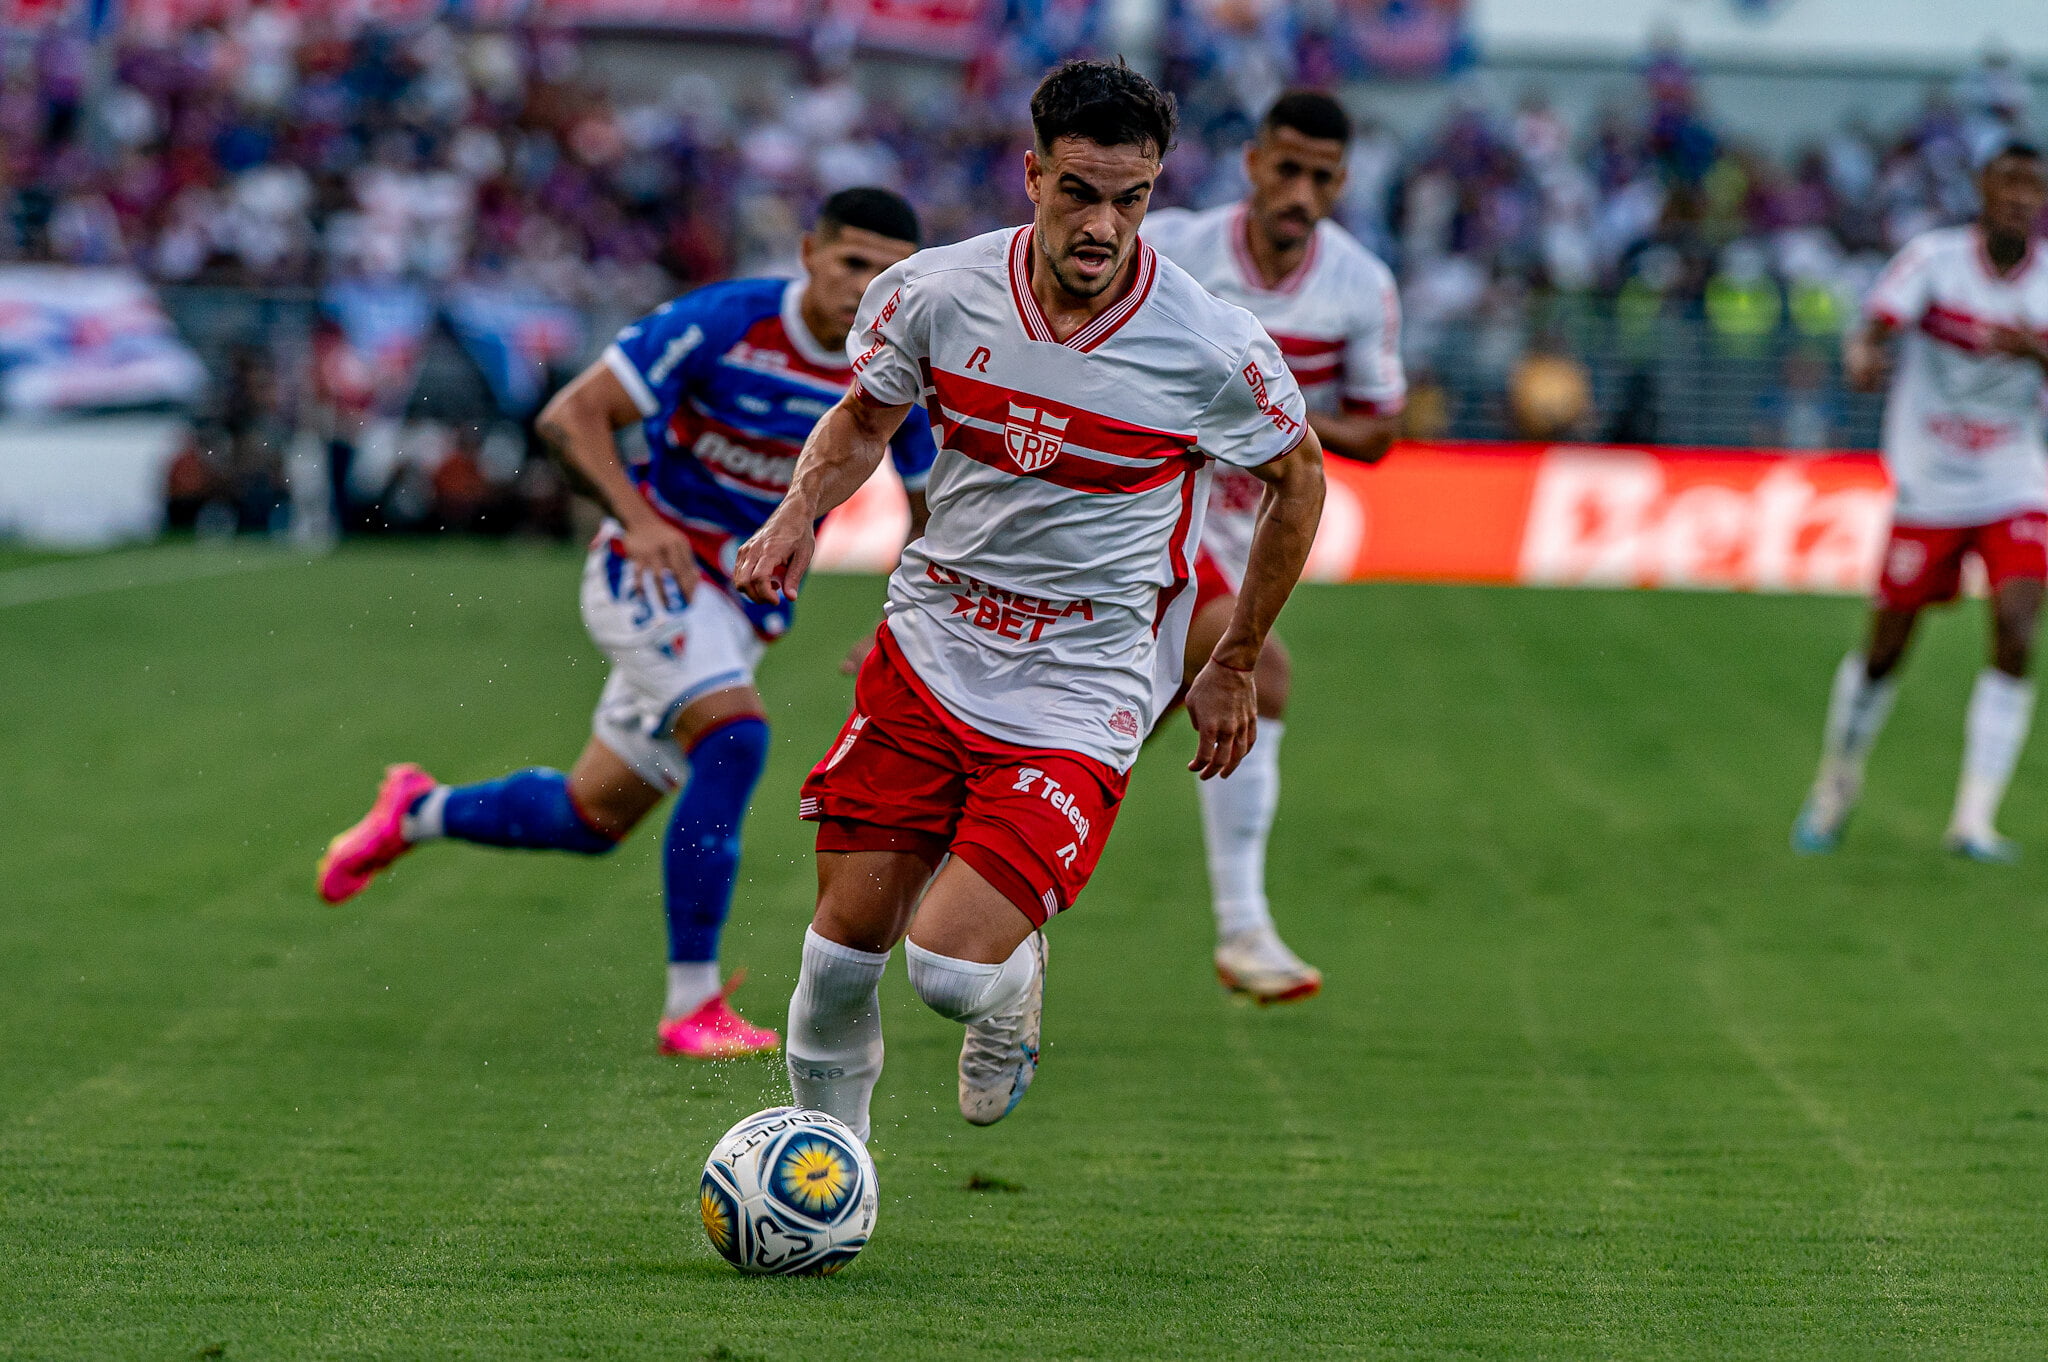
[7,542,2048,1360]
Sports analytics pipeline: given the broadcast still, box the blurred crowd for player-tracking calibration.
[0,6,2027,533]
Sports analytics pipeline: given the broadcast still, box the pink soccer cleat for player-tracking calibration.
[317,763,438,905]
[658,975,782,1059]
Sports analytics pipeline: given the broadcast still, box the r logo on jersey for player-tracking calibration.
[1006,403,1069,474]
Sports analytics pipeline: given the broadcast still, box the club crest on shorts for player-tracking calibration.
[1006,403,1069,474]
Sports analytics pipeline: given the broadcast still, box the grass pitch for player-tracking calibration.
[6,542,2048,1360]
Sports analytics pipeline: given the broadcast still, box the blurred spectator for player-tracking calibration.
[1753,349,1843,452]
[1507,330,1593,441]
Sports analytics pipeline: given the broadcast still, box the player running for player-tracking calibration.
[317,189,937,1056]
[733,60,1326,1140]
[1793,142,2048,862]
[1144,90,1404,1004]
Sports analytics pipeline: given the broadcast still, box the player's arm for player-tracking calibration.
[535,361,697,587]
[1843,316,1900,392]
[1308,408,1397,465]
[1186,428,1326,780]
[1987,324,2048,377]
[736,392,910,604]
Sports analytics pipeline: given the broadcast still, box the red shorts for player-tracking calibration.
[1876,512,2048,612]
[798,626,1128,925]
[1192,547,1237,616]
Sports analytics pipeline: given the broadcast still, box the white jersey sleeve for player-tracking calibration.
[1864,235,1937,330]
[1196,327,1308,469]
[1343,253,1407,414]
[847,261,927,406]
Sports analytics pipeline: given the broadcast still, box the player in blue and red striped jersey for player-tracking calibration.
[317,189,935,1058]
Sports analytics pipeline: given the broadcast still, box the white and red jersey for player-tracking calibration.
[1144,204,1404,583]
[1865,225,2048,527]
[848,224,1308,771]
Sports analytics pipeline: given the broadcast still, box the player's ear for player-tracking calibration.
[1024,148,1042,205]
[798,230,819,273]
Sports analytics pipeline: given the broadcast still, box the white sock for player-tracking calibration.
[904,937,1035,1025]
[1197,718,1283,940]
[401,786,450,842]
[786,928,890,1142]
[664,961,721,1019]
[1823,654,1897,768]
[1951,669,2035,841]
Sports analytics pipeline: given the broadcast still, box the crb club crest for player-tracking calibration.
[1005,403,1069,473]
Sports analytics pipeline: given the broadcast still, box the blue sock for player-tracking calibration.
[665,717,770,965]
[429,768,619,855]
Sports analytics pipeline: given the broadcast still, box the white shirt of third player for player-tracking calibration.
[1143,203,1404,583]
[847,224,1310,773]
[1866,225,2048,528]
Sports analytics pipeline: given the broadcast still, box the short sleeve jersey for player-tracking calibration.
[605,276,937,634]
[1145,204,1403,579]
[849,225,1308,771]
[1863,226,2048,527]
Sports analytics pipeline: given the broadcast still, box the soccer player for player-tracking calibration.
[732,60,1326,1140]
[1793,142,2048,862]
[316,188,937,1055]
[1144,90,1404,1003]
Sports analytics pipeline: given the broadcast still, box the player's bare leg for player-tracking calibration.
[1946,579,2043,862]
[1793,606,1917,854]
[1183,593,1319,1002]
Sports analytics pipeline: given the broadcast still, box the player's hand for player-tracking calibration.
[841,623,880,675]
[1843,335,1889,392]
[735,511,816,605]
[1186,658,1257,780]
[618,516,698,601]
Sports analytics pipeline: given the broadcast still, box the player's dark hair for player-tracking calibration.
[1030,58,1177,160]
[1261,90,1351,147]
[818,187,921,247]
[1988,140,2044,165]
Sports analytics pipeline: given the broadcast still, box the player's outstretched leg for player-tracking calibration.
[318,752,642,904]
[655,715,779,1058]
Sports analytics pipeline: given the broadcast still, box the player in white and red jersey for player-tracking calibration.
[733,60,1326,1140]
[1795,142,2048,862]
[1144,91,1405,1003]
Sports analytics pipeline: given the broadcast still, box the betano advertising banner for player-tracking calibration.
[816,441,1896,595]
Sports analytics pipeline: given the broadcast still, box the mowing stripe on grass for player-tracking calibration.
[0,544,284,608]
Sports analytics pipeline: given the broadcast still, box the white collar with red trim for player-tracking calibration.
[1006,225,1158,351]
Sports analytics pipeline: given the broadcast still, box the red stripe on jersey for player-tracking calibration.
[1272,334,1343,358]
[933,364,1196,471]
[1920,304,1993,354]
[1342,395,1405,417]
[1151,471,1199,635]
[734,316,849,385]
[1285,356,1342,381]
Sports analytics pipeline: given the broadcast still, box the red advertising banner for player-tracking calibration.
[816,441,1897,596]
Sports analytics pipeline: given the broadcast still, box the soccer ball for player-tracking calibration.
[699,1106,878,1276]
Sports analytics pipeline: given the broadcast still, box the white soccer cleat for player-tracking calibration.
[957,932,1045,1126]
[1945,828,2021,864]
[1215,924,1322,1005]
